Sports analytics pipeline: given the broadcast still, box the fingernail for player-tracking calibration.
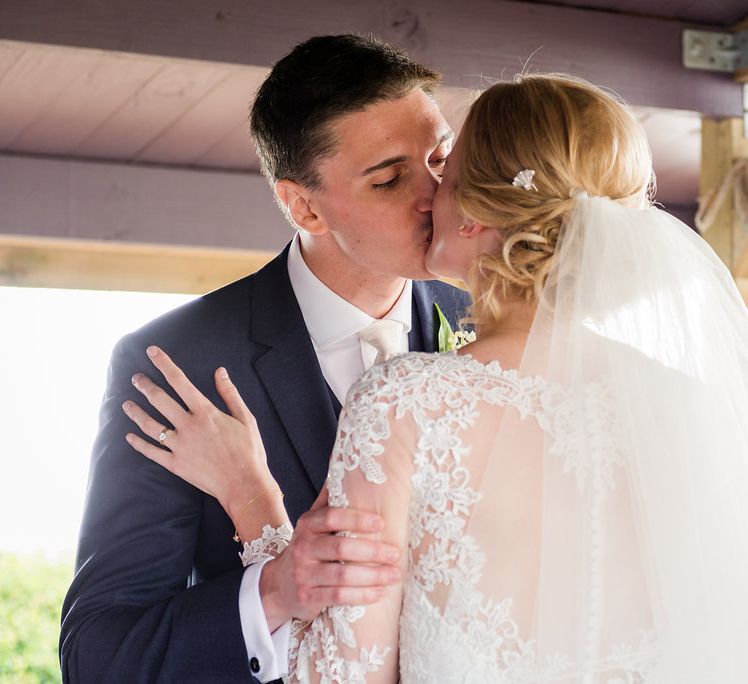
[370,516,384,531]
[146,346,158,358]
[131,374,141,387]
[388,549,399,562]
[122,400,131,412]
[125,434,134,444]
[389,569,401,582]
[218,367,229,379]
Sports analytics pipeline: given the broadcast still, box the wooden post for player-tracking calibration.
[699,15,748,289]
[699,118,748,271]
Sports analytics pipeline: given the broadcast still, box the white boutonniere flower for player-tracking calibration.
[434,303,476,352]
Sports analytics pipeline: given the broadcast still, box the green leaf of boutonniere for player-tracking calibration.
[434,303,454,353]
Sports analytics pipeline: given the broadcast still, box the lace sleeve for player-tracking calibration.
[238,523,294,567]
[287,360,415,684]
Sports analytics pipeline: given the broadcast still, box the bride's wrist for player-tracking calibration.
[228,485,289,544]
[221,468,276,518]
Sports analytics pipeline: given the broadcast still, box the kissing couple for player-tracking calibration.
[61,34,748,683]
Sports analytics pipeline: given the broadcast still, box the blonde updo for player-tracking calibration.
[457,74,653,329]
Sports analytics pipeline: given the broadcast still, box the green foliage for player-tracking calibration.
[0,552,72,684]
[434,302,454,353]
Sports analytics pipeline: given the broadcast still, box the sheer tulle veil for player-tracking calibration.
[447,194,748,680]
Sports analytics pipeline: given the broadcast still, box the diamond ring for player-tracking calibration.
[158,427,173,445]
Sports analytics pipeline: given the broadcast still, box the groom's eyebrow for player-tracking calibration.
[362,155,407,176]
[362,131,454,176]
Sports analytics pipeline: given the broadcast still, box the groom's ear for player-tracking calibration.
[275,180,327,235]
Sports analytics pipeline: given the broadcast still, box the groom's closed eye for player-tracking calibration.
[371,156,447,191]
[373,172,404,191]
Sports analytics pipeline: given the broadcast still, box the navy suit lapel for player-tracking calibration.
[249,264,449,492]
[410,281,438,353]
[250,246,338,493]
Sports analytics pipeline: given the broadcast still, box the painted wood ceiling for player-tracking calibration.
[0,39,701,207]
[527,0,747,26]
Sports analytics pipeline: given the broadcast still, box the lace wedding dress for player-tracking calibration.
[247,352,658,683]
[243,196,748,682]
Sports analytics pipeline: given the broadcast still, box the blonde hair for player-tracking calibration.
[457,74,653,329]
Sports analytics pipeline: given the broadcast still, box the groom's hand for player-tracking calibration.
[259,490,401,630]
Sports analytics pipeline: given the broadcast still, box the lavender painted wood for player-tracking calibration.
[0,0,741,116]
[0,44,263,169]
[8,50,163,155]
[137,67,267,165]
[0,154,291,252]
[75,61,233,160]
[523,0,747,26]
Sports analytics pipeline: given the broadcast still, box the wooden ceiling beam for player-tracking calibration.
[0,0,741,117]
[0,153,291,253]
[0,235,274,294]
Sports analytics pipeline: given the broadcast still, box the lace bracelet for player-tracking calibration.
[239,522,294,567]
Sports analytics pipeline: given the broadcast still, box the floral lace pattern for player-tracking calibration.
[286,352,659,682]
[239,522,293,567]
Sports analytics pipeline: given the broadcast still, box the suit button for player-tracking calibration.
[249,657,261,674]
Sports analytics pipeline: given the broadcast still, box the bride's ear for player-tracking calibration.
[460,221,504,253]
[275,180,327,235]
[458,221,482,238]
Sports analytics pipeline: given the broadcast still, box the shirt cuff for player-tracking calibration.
[239,558,292,681]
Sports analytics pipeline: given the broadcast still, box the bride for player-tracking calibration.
[123,74,748,681]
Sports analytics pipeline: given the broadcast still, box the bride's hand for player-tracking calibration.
[122,345,274,513]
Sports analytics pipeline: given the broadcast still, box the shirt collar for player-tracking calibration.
[287,233,412,348]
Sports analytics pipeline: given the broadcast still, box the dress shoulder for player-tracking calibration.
[344,351,484,409]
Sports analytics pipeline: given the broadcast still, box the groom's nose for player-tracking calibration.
[415,167,440,214]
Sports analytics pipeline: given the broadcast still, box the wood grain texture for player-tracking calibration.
[138,66,267,165]
[7,49,163,155]
[699,117,748,273]
[520,0,747,26]
[75,59,233,160]
[0,234,274,293]
[0,0,741,116]
[0,153,292,252]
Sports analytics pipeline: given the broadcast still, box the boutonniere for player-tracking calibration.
[434,303,476,352]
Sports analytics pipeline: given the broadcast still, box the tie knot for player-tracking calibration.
[358,319,405,365]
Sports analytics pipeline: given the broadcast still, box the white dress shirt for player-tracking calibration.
[238,234,413,680]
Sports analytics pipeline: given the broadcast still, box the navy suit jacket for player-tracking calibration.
[60,245,471,683]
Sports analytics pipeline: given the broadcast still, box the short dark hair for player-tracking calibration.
[250,34,441,190]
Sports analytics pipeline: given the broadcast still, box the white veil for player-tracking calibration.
[444,194,748,681]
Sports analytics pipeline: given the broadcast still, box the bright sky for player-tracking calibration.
[0,286,193,558]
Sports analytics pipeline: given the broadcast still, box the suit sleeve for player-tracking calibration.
[59,333,259,683]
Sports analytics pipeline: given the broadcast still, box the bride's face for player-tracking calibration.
[426,136,467,279]
[427,134,499,281]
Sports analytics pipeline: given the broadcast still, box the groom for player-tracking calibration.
[60,34,469,683]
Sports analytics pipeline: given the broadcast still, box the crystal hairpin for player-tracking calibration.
[512,169,538,191]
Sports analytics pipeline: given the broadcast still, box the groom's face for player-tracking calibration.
[309,88,453,280]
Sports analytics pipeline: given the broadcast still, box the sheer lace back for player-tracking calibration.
[284,352,658,683]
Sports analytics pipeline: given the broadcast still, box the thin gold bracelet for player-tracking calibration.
[232,488,284,542]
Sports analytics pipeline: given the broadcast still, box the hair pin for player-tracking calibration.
[512,169,538,192]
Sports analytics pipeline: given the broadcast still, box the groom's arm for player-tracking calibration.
[60,333,261,683]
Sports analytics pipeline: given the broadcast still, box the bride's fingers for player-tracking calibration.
[214,367,253,424]
[122,400,176,448]
[146,346,209,414]
[131,372,188,428]
[125,431,176,474]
